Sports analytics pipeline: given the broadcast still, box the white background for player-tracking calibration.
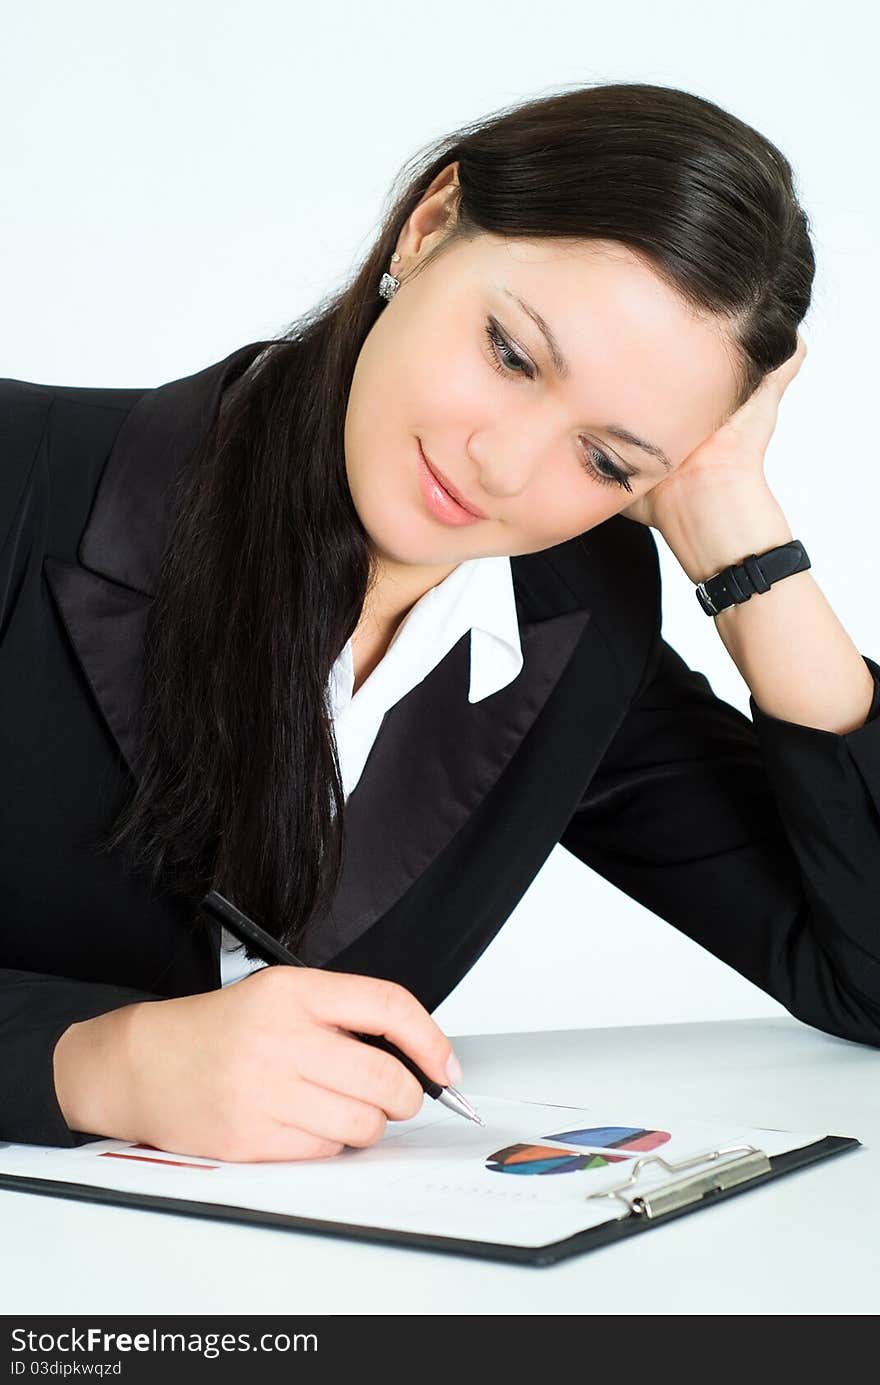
[3,0,876,1035]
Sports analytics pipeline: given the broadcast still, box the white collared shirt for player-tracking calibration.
[219,555,524,985]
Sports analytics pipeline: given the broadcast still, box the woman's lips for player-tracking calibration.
[417,442,488,527]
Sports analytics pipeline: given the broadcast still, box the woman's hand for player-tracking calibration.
[619,331,808,583]
[57,968,459,1163]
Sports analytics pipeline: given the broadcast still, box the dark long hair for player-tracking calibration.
[103,81,815,952]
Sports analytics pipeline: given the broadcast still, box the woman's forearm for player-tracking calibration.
[713,566,876,735]
[672,486,875,736]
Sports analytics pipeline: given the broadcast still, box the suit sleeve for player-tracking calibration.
[558,632,880,1047]
[1,379,166,1147]
[0,971,167,1147]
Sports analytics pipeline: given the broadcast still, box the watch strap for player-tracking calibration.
[695,540,811,616]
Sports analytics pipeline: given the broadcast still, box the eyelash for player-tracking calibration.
[482,319,634,495]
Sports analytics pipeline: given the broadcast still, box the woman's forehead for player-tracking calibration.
[453,234,741,448]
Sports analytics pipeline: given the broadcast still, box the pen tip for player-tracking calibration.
[438,1086,485,1125]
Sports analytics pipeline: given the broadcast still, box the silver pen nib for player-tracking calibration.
[437,1085,484,1125]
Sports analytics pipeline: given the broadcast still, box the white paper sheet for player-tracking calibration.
[0,1096,832,1249]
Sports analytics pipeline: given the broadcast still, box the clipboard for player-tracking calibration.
[0,1113,860,1267]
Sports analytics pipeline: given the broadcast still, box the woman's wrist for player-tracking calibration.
[52,1003,148,1139]
[661,484,794,586]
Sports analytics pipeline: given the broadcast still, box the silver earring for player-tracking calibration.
[378,253,401,300]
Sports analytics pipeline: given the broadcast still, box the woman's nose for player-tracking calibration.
[467,432,549,497]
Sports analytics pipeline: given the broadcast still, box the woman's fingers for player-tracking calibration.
[264,968,460,1091]
[292,1025,425,1121]
[218,1125,346,1165]
[274,1076,391,1148]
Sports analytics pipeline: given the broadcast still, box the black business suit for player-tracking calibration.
[2,340,879,1149]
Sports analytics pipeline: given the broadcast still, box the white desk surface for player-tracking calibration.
[2,1017,877,1315]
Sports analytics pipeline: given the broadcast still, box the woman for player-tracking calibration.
[2,82,878,1162]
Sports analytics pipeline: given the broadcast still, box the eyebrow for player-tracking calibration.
[499,286,674,473]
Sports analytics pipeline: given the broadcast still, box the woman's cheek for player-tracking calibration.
[541,491,600,545]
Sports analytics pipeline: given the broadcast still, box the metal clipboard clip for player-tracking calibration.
[583,1143,773,1220]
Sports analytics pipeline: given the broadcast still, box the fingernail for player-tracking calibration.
[446,1051,464,1086]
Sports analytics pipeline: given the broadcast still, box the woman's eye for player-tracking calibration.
[582,443,634,494]
[483,316,634,495]
[484,320,535,379]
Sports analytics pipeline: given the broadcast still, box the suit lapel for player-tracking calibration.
[43,341,593,961]
[44,341,267,776]
[43,559,153,776]
[298,600,590,965]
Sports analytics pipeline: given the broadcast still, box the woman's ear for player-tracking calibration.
[395,161,461,263]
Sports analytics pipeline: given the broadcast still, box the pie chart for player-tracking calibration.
[486,1126,670,1176]
[486,1143,630,1176]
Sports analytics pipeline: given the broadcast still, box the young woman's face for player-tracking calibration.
[344,230,741,583]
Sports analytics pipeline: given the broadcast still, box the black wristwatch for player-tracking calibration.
[695,539,811,616]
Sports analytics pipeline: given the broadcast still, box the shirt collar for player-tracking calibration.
[330,555,523,717]
[459,555,524,703]
[387,554,523,704]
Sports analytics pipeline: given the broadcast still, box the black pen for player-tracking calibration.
[200,888,483,1126]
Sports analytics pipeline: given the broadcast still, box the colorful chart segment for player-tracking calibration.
[487,1126,671,1176]
[546,1126,671,1154]
[486,1144,629,1176]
